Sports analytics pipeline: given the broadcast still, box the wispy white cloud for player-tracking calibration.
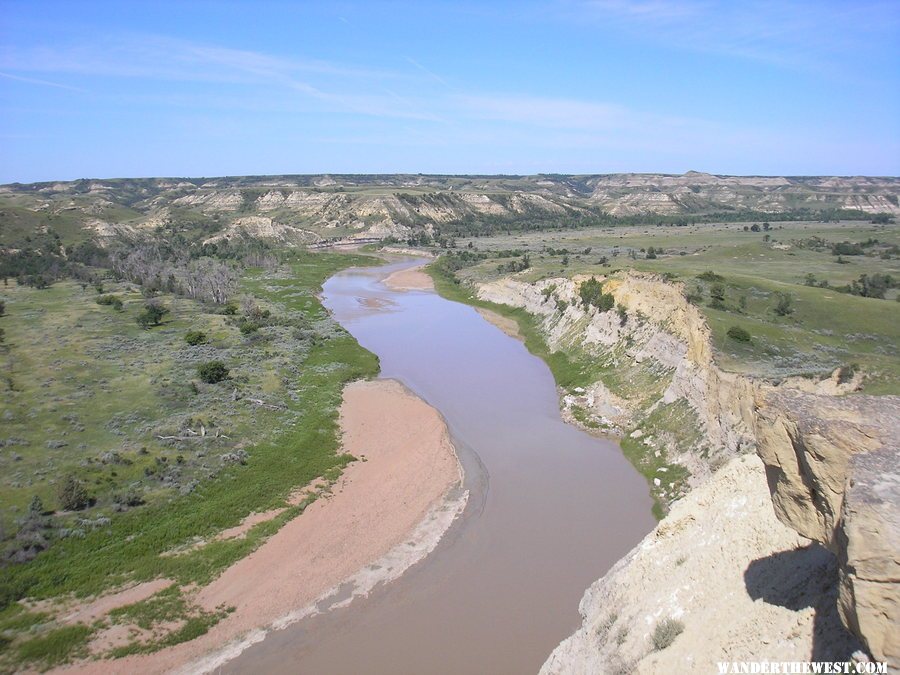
[0,33,398,86]
[0,33,449,120]
[0,71,86,92]
[455,93,628,129]
[5,22,877,175]
[405,57,451,87]
[570,0,900,71]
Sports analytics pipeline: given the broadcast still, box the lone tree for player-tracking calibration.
[773,292,794,316]
[727,325,751,342]
[136,301,168,329]
[58,474,91,511]
[197,360,229,384]
[184,330,208,346]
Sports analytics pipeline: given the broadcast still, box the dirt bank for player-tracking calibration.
[60,378,465,674]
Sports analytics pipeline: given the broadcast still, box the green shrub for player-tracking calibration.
[223,302,238,315]
[197,361,229,384]
[579,276,615,312]
[726,326,751,342]
[58,475,91,511]
[697,271,724,282]
[773,292,794,316]
[96,294,123,311]
[184,330,208,346]
[651,618,684,651]
[238,320,260,335]
[831,241,864,256]
[579,277,603,307]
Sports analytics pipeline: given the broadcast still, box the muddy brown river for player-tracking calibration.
[223,258,655,674]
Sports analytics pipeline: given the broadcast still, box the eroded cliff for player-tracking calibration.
[473,269,898,669]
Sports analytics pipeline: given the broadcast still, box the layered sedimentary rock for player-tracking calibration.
[475,271,898,669]
[754,389,900,667]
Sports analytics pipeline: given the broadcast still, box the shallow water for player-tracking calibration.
[224,258,656,674]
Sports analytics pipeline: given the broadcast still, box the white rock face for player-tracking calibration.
[540,456,864,674]
[476,270,897,668]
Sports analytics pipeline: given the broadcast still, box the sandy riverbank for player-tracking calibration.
[60,378,465,674]
[383,265,434,290]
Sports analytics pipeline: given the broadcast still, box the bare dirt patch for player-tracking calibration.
[383,266,434,291]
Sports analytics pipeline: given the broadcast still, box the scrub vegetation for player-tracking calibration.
[1,172,897,666]
[436,220,900,394]
[0,244,378,669]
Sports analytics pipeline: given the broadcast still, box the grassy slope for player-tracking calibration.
[0,251,378,668]
[453,221,900,394]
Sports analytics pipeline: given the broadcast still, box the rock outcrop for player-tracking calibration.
[754,389,900,667]
[3,173,899,248]
[474,270,899,669]
[540,455,864,674]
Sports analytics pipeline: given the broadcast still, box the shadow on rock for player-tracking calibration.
[744,543,865,661]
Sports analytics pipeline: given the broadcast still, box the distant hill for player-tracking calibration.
[1,172,897,247]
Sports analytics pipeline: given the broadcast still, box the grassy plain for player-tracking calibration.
[449,220,900,394]
[0,250,378,669]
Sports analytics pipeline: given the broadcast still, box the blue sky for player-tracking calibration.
[1,0,898,182]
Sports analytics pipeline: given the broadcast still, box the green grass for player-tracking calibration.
[16,624,92,668]
[1,251,379,605]
[0,604,49,632]
[449,220,900,393]
[620,400,697,519]
[105,585,232,657]
[0,249,380,668]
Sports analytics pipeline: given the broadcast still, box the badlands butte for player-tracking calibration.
[0,172,898,672]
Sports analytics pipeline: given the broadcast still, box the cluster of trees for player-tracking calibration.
[742,222,772,232]
[496,254,530,274]
[579,277,615,312]
[805,272,897,299]
[0,233,110,289]
[844,273,897,299]
[109,243,238,305]
[426,206,877,240]
[831,241,867,256]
